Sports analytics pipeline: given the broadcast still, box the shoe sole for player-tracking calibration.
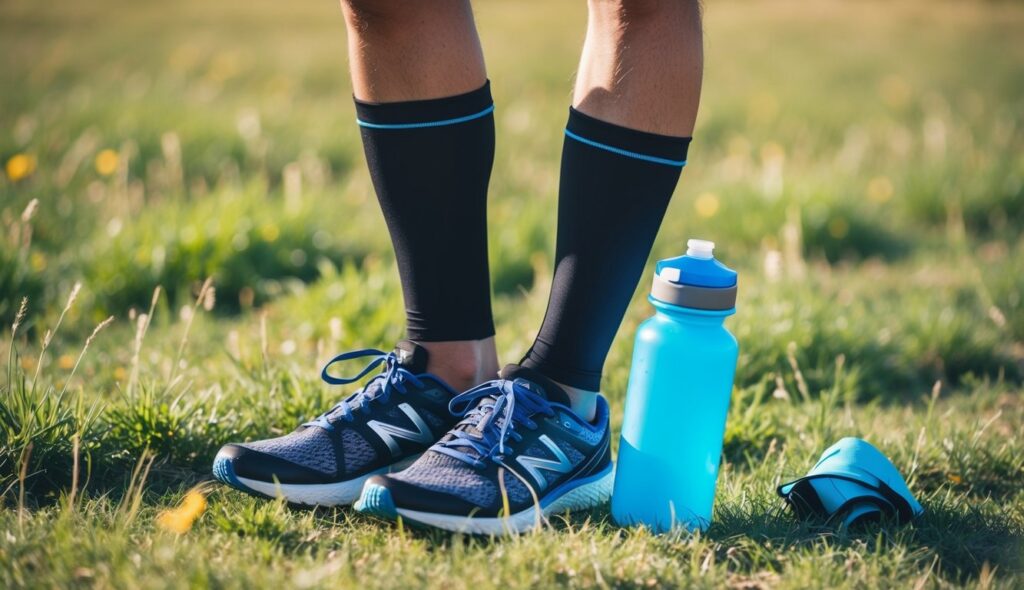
[355,464,614,535]
[212,451,422,507]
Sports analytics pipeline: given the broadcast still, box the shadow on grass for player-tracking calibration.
[709,499,1023,584]
[335,496,1023,585]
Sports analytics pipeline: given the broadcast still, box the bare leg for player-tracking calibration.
[415,339,499,393]
[559,0,704,417]
[342,0,487,102]
[340,0,498,391]
[574,0,703,136]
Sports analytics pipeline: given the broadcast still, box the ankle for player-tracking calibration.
[555,380,598,422]
[420,337,499,392]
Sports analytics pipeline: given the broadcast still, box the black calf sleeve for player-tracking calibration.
[355,82,496,342]
[522,107,691,391]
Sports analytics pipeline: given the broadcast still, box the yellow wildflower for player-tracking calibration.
[58,354,75,370]
[157,490,207,534]
[30,252,48,272]
[95,149,119,176]
[694,193,720,218]
[6,154,37,182]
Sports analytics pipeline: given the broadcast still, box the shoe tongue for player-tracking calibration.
[393,339,429,374]
[497,364,572,407]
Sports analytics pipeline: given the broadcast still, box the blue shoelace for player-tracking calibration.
[432,378,555,469]
[304,349,426,430]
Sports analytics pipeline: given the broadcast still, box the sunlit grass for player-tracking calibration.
[1,0,1023,587]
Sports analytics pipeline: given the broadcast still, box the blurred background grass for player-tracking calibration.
[3,0,1021,395]
[1,0,1023,587]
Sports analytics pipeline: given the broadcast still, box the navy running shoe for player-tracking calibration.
[355,365,613,534]
[213,340,459,506]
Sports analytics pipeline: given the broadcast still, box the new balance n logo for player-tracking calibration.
[367,403,433,456]
[515,435,573,491]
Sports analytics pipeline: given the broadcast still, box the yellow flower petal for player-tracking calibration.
[95,149,119,176]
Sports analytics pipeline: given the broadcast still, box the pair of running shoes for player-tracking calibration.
[212,340,613,535]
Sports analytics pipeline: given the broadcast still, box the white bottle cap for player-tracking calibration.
[686,238,715,259]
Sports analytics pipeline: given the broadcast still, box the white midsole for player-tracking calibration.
[395,467,614,535]
[237,453,421,506]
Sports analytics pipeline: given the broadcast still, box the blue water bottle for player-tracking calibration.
[611,238,739,532]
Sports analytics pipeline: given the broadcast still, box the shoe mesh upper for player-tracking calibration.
[235,398,450,480]
[499,470,533,504]
[381,377,611,515]
[241,427,337,476]
[419,408,446,430]
[392,451,498,507]
[557,439,584,464]
[392,436,589,509]
[341,429,378,473]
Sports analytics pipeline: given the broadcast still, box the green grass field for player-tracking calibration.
[2,0,1024,587]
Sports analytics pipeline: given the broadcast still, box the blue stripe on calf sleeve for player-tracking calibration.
[563,129,688,167]
[357,105,495,130]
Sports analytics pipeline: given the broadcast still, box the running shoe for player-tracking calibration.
[213,340,459,506]
[354,364,613,534]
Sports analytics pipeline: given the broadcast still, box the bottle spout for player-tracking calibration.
[686,239,715,260]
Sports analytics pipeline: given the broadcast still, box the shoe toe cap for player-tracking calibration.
[358,474,492,517]
[354,476,399,517]
[213,443,335,486]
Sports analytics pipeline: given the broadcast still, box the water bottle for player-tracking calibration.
[611,238,739,532]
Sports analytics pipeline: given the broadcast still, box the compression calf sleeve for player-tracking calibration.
[355,82,496,342]
[522,107,691,391]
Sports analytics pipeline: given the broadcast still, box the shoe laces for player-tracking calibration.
[304,348,425,429]
[432,378,554,469]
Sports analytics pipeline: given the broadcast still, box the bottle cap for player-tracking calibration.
[650,237,737,310]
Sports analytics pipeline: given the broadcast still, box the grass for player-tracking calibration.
[2,0,1024,587]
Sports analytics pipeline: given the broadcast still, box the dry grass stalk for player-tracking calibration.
[169,277,213,384]
[260,310,269,368]
[15,199,39,251]
[10,297,28,337]
[128,287,161,395]
[786,341,811,402]
[59,315,114,397]
[67,434,81,510]
[118,450,156,527]
[17,442,33,532]
[33,282,81,388]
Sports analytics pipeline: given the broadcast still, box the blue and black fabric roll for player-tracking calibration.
[778,437,924,527]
